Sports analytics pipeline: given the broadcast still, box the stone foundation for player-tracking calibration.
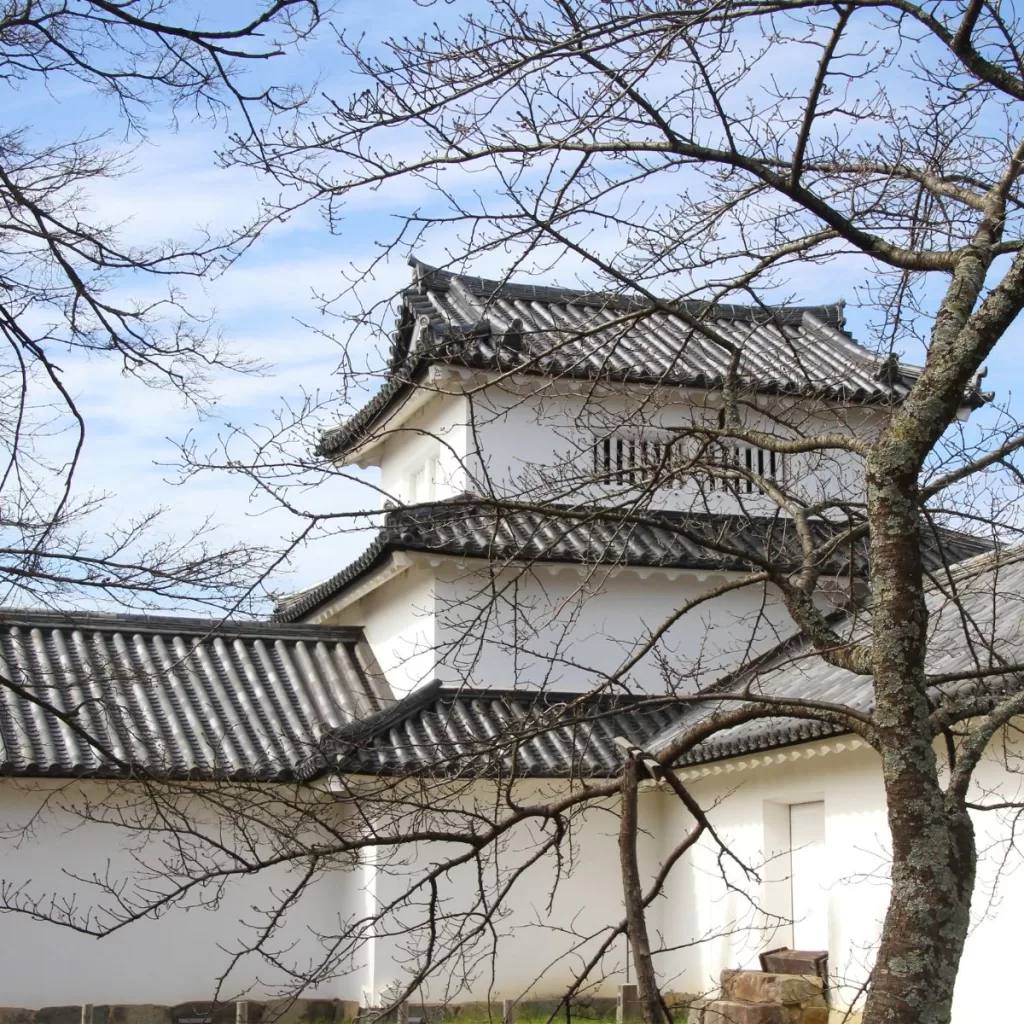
[0,1002,361,1024]
[690,970,827,1024]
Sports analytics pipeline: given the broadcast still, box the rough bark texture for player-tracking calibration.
[858,243,998,1024]
[861,438,978,1024]
[619,757,665,1024]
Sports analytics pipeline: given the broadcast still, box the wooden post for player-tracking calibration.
[81,1007,94,1024]
[397,1002,410,1024]
[618,983,641,1024]
[236,1002,250,1024]
[502,999,515,1024]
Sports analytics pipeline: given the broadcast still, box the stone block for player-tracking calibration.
[0,1010,35,1024]
[774,978,823,1006]
[701,1001,784,1024]
[34,1009,80,1024]
[685,999,713,1024]
[719,970,740,995]
[796,995,827,1011]
[663,993,699,1013]
[728,973,777,1003]
[800,1008,828,1024]
[721,972,824,1006]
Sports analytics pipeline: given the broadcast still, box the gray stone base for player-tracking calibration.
[0,1001,362,1024]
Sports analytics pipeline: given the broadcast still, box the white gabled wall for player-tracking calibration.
[378,390,472,503]
[325,561,441,698]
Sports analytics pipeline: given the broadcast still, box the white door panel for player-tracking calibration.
[790,800,828,951]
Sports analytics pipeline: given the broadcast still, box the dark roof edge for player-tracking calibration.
[303,680,684,781]
[0,606,367,643]
[272,531,394,623]
[676,721,853,770]
[273,500,994,624]
[272,502,774,623]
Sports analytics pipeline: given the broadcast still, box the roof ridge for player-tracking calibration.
[319,260,951,461]
[408,258,846,323]
[0,612,392,781]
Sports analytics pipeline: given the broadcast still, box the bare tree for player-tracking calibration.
[200,3,1024,1022]
[0,0,324,610]
[9,3,1024,1024]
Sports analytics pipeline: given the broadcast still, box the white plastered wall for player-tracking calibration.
[322,562,440,698]
[352,372,880,517]
[377,390,471,503]
[6,739,1024,1016]
[319,558,845,696]
[657,742,890,1016]
[457,381,879,514]
[363,777,660,1005]
[656,734,1024,1024]
[430,563,843,693]
[949,730,1024,1023]
[0,779,366,1007]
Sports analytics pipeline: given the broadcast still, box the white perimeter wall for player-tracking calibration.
[658,737,1024,1022]
[364,778,658,1005]
[5,739,1024,1018]
[658,742,890,1014]
[364,735,1024,1022]
[0,779,366,1007]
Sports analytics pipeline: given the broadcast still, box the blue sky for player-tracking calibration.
[10,0,1024,613]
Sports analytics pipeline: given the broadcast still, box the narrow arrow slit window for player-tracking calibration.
[592,434,683,488]
[709,443,788,492]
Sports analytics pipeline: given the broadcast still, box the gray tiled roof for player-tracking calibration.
[298,680,683,780]
[318,259,973,459]
[273,500,993,622]
[648,546,1024,765]
[0,609,393,779]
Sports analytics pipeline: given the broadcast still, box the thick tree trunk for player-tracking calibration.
[862,756,976,1024]
[860,442,977,1024]
[619,756,665,1024]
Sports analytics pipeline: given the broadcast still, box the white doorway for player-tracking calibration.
[790,801,828,951]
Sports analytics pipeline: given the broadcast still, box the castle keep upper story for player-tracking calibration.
[319,259,974,516]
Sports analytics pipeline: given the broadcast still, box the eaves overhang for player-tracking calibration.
[273,499,993,625]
